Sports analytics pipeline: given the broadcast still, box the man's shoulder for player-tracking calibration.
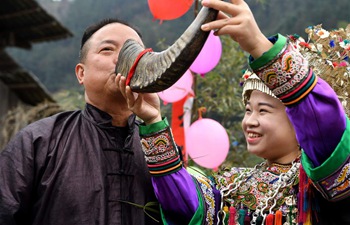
[29,110,80,127]
[20,110,82,137]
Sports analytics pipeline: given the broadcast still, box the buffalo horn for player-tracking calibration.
[115,5,218,93]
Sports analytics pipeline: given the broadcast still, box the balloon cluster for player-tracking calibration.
[148,0,228,169]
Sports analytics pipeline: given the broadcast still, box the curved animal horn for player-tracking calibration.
[115,5,218,93]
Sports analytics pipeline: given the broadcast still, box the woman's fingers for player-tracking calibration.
[202,0,243,18]
[201,0,244,34]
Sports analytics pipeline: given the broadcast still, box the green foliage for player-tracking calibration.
[248,0,350,37]
[53,89,85,111]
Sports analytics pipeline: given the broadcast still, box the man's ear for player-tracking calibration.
[75,63,85,85]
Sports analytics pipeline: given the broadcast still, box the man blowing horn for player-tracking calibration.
[0,4,218,225]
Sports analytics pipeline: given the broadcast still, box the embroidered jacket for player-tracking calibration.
[139,34,350,225]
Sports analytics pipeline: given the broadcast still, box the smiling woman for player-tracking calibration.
[241,74,299,164]
[118,0,350,224]
[133,71,302,224]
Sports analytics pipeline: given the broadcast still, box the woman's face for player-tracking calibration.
[242,90,299,163]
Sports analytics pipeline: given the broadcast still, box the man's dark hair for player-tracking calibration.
[79,18,142,62]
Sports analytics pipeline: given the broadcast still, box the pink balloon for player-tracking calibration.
[158,70,193,103]
[190,30,222,75]
[186,118,229,169]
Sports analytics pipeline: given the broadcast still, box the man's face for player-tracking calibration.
[76,23,143,105]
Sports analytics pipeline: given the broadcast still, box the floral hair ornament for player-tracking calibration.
[289,24,350,115]
[241,69,278,105]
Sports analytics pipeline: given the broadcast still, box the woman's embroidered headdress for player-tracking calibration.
[241,70,277,105]
[290,24,350,115]
[241,24,350,114]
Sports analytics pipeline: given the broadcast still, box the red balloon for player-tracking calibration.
[148,0,194,21]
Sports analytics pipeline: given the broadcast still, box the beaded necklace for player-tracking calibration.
[216,158,301,225]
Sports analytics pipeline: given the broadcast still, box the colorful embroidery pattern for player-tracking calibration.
[195,175,216,225]
[254,41,314,106]
[315,156,350,201]
[215,161,300,224]
[216,166,298,211]
[141,127,182,176]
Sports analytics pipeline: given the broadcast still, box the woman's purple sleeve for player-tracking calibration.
[286,77,347,167]
[151,168,199,217]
